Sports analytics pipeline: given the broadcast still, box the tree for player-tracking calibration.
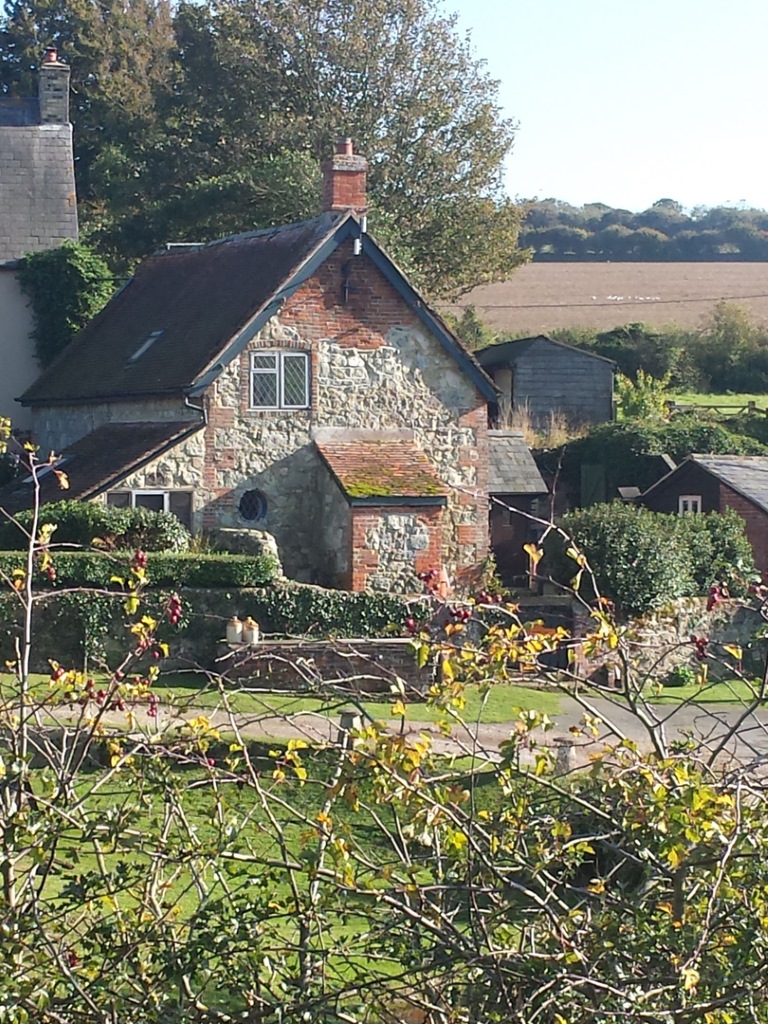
[16,242,114,366]
[1,0,528,296]
[5,450,768,1021]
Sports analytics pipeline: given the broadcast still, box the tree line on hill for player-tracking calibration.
[520,197,768,260]
[0,0,528,297]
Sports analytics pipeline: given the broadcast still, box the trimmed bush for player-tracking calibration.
[0,500,191,552]
[544,504,755,614]
[0,551,278,589]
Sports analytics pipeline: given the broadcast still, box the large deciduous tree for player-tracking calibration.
[0,0,527,296]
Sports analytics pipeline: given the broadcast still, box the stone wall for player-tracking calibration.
[32,397,193,455]
[352,506,443,591]
[573,597,766,683]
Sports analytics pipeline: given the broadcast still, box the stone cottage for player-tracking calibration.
[477,335,614,430]
[12,142,497,592]
[0,48,79,430]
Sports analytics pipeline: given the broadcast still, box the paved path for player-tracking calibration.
[68,691,768,770]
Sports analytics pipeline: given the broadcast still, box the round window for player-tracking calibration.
[239,489,267,523]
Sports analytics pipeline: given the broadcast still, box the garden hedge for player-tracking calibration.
[0,500,191,552]
[0,551,279,589]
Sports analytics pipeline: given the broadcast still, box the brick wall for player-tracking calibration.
[720,483,768,576]
[225,638,433,695]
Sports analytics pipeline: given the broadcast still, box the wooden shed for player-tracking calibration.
[477,335,614,430]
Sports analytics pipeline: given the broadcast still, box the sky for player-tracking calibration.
[444,0,768,213]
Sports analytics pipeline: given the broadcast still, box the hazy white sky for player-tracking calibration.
[445,0,768,212]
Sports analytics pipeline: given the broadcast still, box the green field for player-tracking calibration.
[667,391,768,409]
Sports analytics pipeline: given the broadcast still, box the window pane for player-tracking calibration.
[168,491,193,529]
[106,491,130,508]
[251,371,278,407]
[251,353,277,369]
[282,354,308,406]
[134,493,165,513]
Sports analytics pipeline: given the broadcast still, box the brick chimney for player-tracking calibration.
[322,138,368,215]
[38,47,70,124]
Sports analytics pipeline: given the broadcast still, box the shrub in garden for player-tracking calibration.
[545,503,754,614]
[0,499,191,551]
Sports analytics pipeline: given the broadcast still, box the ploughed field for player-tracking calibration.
[445,262,768,333]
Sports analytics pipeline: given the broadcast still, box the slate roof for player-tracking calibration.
[488,430,548,495]
[0,420,202,513]
[643,454,768,514]
[315,439,447,504]
[22,212,496,405]
[476,335,616,368]
[0,97,40,126]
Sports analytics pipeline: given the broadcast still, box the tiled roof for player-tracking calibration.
[0,420,201,512]
[680,454,768,514]
[477,335,615,368]
[21,210,497,406]
[488,430,548,495]
[315,438,447,503]
[22,212,348,404]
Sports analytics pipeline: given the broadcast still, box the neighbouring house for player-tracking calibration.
[9,140,498,592]
[487,430,548,583]
[476,335,614,430]
[641,454,768,573]
[0,48,78,430]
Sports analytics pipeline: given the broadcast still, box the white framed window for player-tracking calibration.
[106,490,193,528]
[678,494,702,514]
[250,350,309,409]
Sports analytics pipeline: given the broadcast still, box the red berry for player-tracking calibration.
[405,617,417,631]
[206,757,216,767]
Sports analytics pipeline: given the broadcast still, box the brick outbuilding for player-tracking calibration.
[641,454,768,575]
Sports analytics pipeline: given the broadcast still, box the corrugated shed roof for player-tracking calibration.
[22,212,348,404]
[488,430,548,495]
[476,335,615,368]
[0,420,202,512]
[315,439,447,502]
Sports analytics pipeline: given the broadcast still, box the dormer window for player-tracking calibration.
[250,351,309,409]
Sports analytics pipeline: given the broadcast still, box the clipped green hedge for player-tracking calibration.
[0,551,279,589]
[0,500,191,552]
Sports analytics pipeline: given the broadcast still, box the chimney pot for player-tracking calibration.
[322,139,368,216]
[42,46,58,64]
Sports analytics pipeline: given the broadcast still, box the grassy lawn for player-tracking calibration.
[667,391,768,409]
[646,677,767,705]
[151,673,563,723]
[0,670,563,724]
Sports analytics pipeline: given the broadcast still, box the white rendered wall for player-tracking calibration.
[0,269,36,430]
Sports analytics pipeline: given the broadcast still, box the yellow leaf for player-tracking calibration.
[391,700,406,717]
[53,469,69,490]
[723,644,742,661]
[681,966,700,993]
[523,543,543,567]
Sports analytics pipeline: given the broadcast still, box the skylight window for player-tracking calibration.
[129,330,164,363]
